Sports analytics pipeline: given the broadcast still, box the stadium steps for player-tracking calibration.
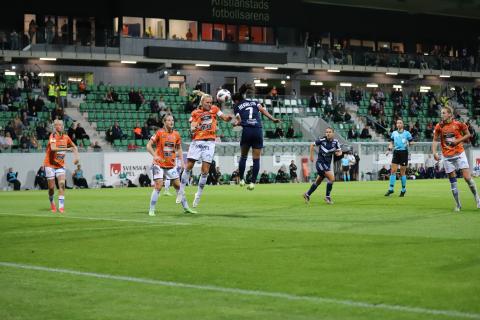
[64,107,112,151]
[345,102,386,142]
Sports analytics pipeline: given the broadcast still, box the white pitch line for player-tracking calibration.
[0,262,478,319]
[3,225,172,235]
[0,212,191,226]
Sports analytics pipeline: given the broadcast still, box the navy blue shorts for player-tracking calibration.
[240,127,264,149]
[316,160,331,175]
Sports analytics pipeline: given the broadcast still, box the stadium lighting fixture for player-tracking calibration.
[366,83,378,88]
[450,87,456,91]
[4,71,16,76]
[264,66,278,70]
[386,72,397,75]
[340,82,352,87]
[420,86,431,90]
[423,53,429,56]
[439,74,450,78]
[393,85,402,89]
[68,77,82,82]
[254,83,268,87]
[327,69,340,73]
[286,75,290,79]
[120,60,137,64]
[195,64,210,67]
[39,72,55,77]
[281,80,286,84]
[310,81,323,86]
[11,66,16,70]
[401,80,404,84]
[40,57,57,61]
[253,79,261,84]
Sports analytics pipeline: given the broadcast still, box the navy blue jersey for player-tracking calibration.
[315,137,341,165]
[234,99,262,128]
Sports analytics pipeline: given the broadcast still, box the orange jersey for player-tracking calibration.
[150,129,181,168]
[190,105,222,140]
[43,133,74,169]
[434,120,468,157]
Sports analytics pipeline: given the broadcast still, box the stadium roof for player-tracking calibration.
[304,0,480,20]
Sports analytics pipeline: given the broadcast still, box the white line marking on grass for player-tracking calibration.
[0,213,191,226]
[3,225,172,235]
[0,262,478,319]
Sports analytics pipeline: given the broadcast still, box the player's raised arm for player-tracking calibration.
[69,140,80,165]
[258,104,280,123]
[309,143,315,162]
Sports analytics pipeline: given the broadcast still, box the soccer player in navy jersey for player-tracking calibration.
[304,127,342,204]
[232,84,280,190]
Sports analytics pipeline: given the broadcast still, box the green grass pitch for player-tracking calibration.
[1,179,479,320]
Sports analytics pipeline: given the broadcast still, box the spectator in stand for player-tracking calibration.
[286,125,295,138]
[141,122,151,140]
[92,141,102,151]
[158,96,166,110]
[19,134,30,151]
[128,88,137,104]
[150,97,160,113]
[467,120,477,147]
[136,90,145,111]
[112,121,125,140]
[268,86,278,100]
[347,125,358,140]
[75,123,89,140]
[378,165,389,180]
[105,126,114,143]
[360,125,372,139]
[29,133,38,150]
[274,124,285,139]
[289,160,299,183]
[34,166,48,190]
[259,170,270,184]
[67,122,77,144]
[133,122,142,139]
[7,167,21,190]
[424,121,434,139]
[276,166,288,183]
[72,164,89,188]
[418,164,427,179]
[78,81,86,97]
[309,92,319,109]
[3,132,13,149]
[34,95,46,111]
[104,90,114,103]
[230,168,240,184]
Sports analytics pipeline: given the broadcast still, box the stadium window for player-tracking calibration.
[226,25,237,42]
[24,14,36,43]
[201,23,213,41]
[122,17,143,37]
[251,26,264,44]
[238,25,250,42]
[145,18,166,39]
[72,17,95,46]
[362,40,375,51]
[392,42,404,53]
[114,17,119,34]
[57,16,68,44]
[349,39,361,47]
[213,24,225,41]
[378,41,391,52]
[169,20,197,41]
[265,27,274,44]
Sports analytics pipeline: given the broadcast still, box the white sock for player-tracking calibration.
[150,189,160,210]
[164,179,171,192]
[179,169,191,195]
[196,173,208,198]
[58,195,64,209]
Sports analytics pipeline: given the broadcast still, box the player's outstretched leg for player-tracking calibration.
[247,158,260,190]
[163,179,172,196]
[149,188,160,216]
[325,181,334,204]
[177,169,191,204]
[304,181,319,203]
[193,173,208,208]
[385,174,396,196]
[465,177,480,208]
[400,175,407,197]
[239,156,247,187]
[449,177,462,211]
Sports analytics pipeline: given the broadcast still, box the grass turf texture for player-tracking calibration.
[0,179,479,320]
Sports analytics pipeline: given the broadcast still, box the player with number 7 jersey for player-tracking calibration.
[232,83,280,190]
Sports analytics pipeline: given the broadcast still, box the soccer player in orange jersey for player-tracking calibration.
[146,114,195,215]
[432,105,480,211]
[177,94,232,209]
[43,119,79,213]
